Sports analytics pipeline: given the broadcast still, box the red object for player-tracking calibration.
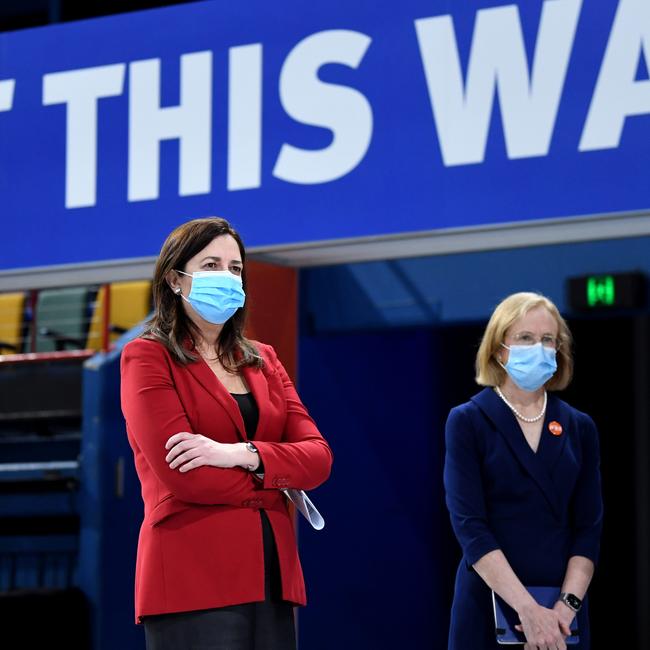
[0,349,94,365]
[120,337,332,623]
[549,421,563,436]
[245,261,298,381]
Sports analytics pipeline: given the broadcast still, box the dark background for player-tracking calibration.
[296,313,648,649]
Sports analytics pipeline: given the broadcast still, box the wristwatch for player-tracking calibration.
[559,592,582,613]
[245,442,259,471]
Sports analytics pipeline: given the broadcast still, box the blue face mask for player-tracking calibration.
[177,270,245,325]
[500,342,557,392]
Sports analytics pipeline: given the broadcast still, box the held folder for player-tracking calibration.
[492,587,579,645]
[283,489,325,530]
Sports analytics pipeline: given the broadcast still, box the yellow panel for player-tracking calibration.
[86,286,106,352]
[0,292,26,353]
[86,281,152,350]
[110,281,152,341]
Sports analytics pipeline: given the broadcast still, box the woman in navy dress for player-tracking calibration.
[444,292,603,650]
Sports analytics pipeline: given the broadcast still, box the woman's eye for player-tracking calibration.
[230,266,242,275]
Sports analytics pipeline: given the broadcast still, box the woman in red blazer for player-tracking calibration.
[120,217,333,650]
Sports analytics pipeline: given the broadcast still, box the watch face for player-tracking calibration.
[565,593,581,610]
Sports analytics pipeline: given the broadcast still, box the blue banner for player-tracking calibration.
[0,0,647,270]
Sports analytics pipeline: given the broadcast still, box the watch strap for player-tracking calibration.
[559,592,582,612]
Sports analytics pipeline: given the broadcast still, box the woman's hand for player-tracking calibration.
[552,600,576,638]
[165,432,256,472]
[515,602,567,650]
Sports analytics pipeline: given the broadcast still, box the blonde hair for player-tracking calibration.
[475,292,573,390]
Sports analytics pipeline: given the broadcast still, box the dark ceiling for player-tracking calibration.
[0,0,202,33]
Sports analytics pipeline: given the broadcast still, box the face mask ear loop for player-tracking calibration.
[497,342,510,367]
[173,270,192,301]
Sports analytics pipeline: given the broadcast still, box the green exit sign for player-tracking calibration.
[568,272,647,311]
[586,275,615,307]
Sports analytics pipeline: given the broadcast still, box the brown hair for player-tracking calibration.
[142,217,262,371]
[475,292,573,391]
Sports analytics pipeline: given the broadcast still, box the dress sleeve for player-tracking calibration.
[568,413,604,564]
[444,405,501,566]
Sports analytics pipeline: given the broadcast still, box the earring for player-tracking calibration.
[174,287,181,295]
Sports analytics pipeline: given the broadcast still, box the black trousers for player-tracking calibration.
[143,511,296,650]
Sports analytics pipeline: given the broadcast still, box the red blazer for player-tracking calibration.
[120,337,333,622]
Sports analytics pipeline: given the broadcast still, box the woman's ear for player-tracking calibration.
[165,270,180,293]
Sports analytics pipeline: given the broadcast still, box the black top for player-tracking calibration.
[230,392,259,439]
[230,391,264,474]
[230,391,281,602]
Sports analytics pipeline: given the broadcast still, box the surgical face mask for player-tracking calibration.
[176,270,245,325]
[499,342,557,392]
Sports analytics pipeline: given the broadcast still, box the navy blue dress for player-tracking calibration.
[444,388,603,650]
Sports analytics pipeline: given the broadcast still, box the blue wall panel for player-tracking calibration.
[79,344,145,650]
[296,329,458,649]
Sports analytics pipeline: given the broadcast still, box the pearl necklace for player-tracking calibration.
[495,386,547,423]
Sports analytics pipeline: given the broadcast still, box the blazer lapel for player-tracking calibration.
[471,388,562,519]
[185,357,247,440]
[536,394,569,473]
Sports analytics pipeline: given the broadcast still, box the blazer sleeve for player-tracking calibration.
[120,338,277,508]
[568,413,604,564]
[444,405,501,566]
[253,344,333,491]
